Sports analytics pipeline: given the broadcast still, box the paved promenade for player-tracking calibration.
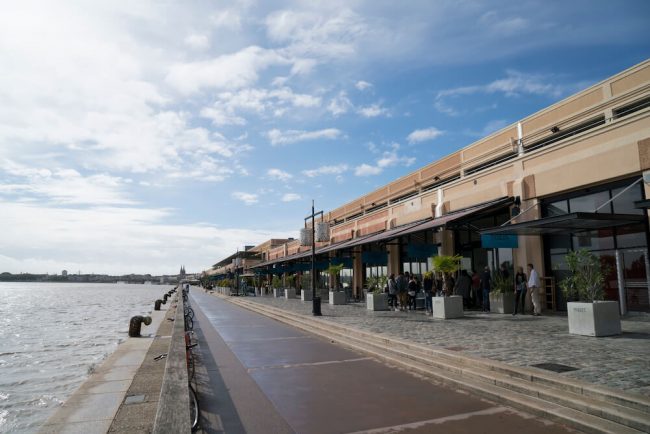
[238,294,650,398]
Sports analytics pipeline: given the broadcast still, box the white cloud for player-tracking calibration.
[0,201,295,275]
[184,33,210,50]
[166,46,289,95]
[355,80,372,90]
[354,164,382,176]
[354,144,415,176]
[301,164,349,178]
[281,193,301,202]
[200,107,247,126]
[358,103,389,118]
[267,168,293,182]
[327,91,353,116]
[231,191,258,205]
[407,127,444,144]
[267,128,342,146]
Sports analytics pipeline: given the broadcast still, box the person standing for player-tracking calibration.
[396,272,408,311]
[454,270,472,308]
[527,263,542,316]
[513,266,527,315]
[407,275,418,311]
[480,266,491,312]
[387,274,398,310]
[423,272,434,315]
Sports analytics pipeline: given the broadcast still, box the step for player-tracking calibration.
[226,297,649,433]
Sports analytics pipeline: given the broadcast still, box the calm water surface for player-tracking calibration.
[0,282,171,433]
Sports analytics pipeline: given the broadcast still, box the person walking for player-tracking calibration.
[423,272,434,315]
[396,272,408,311]
[480,266,491,312]
[387,274,398,310]
[527,263,542,316]
[454,269,472,308]
[513,266,527,315]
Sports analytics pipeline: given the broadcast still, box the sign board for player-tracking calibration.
[481,234,519,249]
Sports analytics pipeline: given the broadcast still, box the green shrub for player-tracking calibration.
[560,249,607,302]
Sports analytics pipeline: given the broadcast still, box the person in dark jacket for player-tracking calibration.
[480,266,491,312]
[407,275,419,311]
[454,269,472,308]
[423,272,434,315]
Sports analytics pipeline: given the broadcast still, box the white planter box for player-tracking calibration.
[273,288,283,298]
[301,289,313,301]
[490,292,515,314]
[285,288,297,299]
[432,296,464,319]
[366,293,389,311]
[329,291,346,305]
[567,301,621,337]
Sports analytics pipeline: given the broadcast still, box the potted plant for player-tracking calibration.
[561,249,621,336]
[299,271,313,301]
[366,276,389,311]
[489,271,515,314]
[431,255,463,319]
[271,275,283,298]
[327,263,346,305]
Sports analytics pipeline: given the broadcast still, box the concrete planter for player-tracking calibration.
[366,293,389,311]
[273,288,283,298]
[432,296,464,319]
[285,288,297,299]
[490,292,515,314]
[567,301,621,337]
[301,289,313,301]
[329,291,346,305]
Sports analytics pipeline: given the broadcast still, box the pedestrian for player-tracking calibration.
[471,270,480,308]
[387,274,398,310]
[407,275,418,311]
[480,266,491,312]
[454,269,472,308]
[396,272,408,311]
[513,266,527,315]
[527,263,542,316]
[435,272,444,297]
[423,272,434,315]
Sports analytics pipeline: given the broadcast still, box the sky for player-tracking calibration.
[1,1,649,276]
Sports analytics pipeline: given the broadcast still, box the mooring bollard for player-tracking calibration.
[154,299,163,310]
[129,315,152,337]
[163,294,168,303]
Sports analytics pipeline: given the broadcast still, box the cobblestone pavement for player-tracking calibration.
[228,294,650,398]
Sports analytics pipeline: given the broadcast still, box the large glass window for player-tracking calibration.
[569,191,611,213]
[612,185,644,215]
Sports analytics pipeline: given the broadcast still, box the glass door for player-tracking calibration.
[620,248,650,312]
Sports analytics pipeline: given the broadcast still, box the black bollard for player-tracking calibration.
[163,294,168,303]
[154,299,163,310]
[129,315,152,337]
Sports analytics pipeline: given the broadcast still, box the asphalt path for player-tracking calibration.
[189,291,575,434]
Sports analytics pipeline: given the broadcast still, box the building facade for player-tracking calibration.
[211,60,650,314]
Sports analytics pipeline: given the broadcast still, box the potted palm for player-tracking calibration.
[489,271,515,314]
[366,276,389,311]
[327,263,346,305]
[271,275,283,298]
[431,255,463,319]
[561,249,621,336]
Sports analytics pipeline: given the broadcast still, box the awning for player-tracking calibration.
[315,232,379,255]
[394,197,512,238]
[480,212,645,236]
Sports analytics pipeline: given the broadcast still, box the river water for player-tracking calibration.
[0,282,171,433]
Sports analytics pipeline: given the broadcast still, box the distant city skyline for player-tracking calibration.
[1,1,649,275]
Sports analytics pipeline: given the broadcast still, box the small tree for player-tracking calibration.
[560,249,607,302]
[327,263,345,291]
[271,275,282,290]
[431,255,461,296]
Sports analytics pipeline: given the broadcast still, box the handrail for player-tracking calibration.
[152,292,191,433]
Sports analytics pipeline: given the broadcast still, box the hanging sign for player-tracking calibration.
[481,234,519,248]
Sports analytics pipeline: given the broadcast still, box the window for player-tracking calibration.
[613,96,650,120]
[525,115,606,152]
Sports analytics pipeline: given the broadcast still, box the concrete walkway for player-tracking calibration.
[39,302,171,434]
[233,294,650,398]
[190,291,575,434]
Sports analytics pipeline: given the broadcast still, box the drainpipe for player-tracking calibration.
[615,250,627,316]
[435,188,444,218]
[517,122,524,156]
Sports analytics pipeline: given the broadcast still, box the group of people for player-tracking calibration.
[383,263,542,316]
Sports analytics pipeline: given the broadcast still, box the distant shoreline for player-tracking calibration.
[0,273,181,285]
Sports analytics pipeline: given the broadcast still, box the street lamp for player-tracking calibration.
[303,200,328,316]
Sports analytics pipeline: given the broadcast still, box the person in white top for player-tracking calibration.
[527,263,542,316]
